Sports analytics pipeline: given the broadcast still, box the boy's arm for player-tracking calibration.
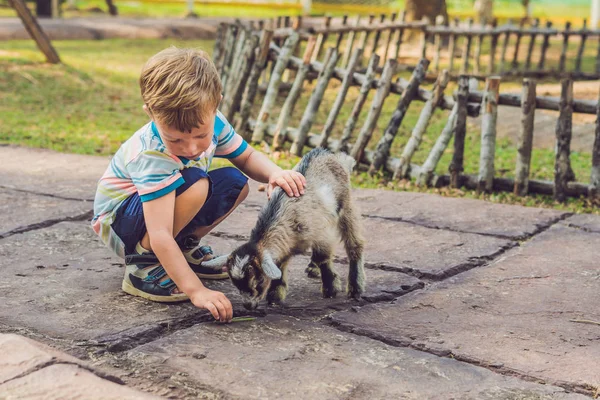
[230,147,306,198]
[142,191,232,322]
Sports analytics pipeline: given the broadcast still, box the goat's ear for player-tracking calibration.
[201,254,229,268]
[261,251,282,280]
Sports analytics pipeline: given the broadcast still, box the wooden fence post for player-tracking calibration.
[235,29,274,137]
[420,17,431,60]
[499,19,512,73]
[318,47,363,148]
[338,54,380,153]
[487,19,499,74]
[357,14,376,61]
[477,76,501,193]
[461,18,473,74]
[8,0,60,64]
[590,87,600,198]
[334,15,349,53]
[537,20,553,71]
[514,79,537,196]
[382,12,398,64]
[391,11,407,62]
[224,25,247,91]
[312,15,333,62]
[554,78,575,202]
[418,102,459,186]
[559,21,572,73]
[221,34,259,121]
[372,14,386,65]
[252,33,299,143]
[474,22,484,74]
[221,24,239,90]
[433,15,444,72]
[291,48,339,156]
[511,18,526,71]
[575,19,588,73]
[394,70,450,180]
[342,15,361,68]
[212,23,227,73]
[369,58,430,174]
[448,17,460,73]
[449,75,470,188]
[350,59,396,163]
[272,36,317,150]
[524,18,540,70]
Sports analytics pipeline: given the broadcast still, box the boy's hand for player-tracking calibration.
[268,169,306,199]
[190,288,233,322]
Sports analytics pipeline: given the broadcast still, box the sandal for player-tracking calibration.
[179,235,229,280]
[122,253,189,303]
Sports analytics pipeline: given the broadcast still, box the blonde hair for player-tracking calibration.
[140,47,222,133]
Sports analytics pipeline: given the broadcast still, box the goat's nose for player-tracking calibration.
[243,300,258,310]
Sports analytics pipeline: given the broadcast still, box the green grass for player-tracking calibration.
[0,0,588,20]
[1,38,598,214]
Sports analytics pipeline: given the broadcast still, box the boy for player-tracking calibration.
[92,47,306,323]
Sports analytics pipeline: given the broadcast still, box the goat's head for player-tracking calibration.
[201,243,281,310]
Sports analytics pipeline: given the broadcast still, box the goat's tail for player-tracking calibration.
[335,152,356,173]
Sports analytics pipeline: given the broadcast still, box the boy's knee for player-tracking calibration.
[239,182,249,201]
[184,177,211,203]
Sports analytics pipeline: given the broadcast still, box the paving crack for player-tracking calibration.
[0,185,94,202]
[0,210,93,240]
[564,222,600,235]
[355,241,519,281]
[327,318,596,397]
[362,212,573,241]
[0,359,125,386]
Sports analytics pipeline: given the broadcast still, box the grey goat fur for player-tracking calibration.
[203,147,366,310]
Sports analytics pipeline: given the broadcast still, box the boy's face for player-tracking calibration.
[144,105,216,160]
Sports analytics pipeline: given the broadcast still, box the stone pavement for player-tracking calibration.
[0,144,598,399]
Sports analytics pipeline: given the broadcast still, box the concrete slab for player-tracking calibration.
[0,221,421,349]
[331,225,600,394]
[0,221,202,344]
[563,213,600,233]
[0,189,91,238]
[0,145,110,200]
[0,364,159,399]
[127,314,586,400]
[353,217,513,279]
[207,199,514,279]
[354,189,566,239]
[0,333,86,383]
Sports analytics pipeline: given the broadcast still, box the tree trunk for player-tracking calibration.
[405,0,448,26]
[474,0,494,25]
[36,0,51,17]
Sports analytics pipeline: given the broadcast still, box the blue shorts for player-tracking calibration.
[112,167,248,255]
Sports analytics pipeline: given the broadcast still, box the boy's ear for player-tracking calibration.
[143,104,153,120]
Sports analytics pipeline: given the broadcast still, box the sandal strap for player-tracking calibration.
[192,245,213,259]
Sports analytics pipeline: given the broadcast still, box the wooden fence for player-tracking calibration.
[253,13,600,81]
[213,22,600,202]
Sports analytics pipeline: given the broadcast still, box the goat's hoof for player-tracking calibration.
[322,276,342,298]
[305,264,321,279]
[267,286,287,305]
[347,284,365,300]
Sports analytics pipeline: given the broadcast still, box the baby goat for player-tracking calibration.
[203,147,366,310]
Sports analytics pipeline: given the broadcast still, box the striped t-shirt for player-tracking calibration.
[92,110,248,258]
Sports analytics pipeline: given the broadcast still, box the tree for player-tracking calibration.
[36,0,51,17]
[474,0,494,24]
[405,0,448,25]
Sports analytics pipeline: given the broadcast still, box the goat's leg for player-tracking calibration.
[304,256,321,279]
[311,247,341,298]
[267,257,290,305]
[339,202,366,299]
